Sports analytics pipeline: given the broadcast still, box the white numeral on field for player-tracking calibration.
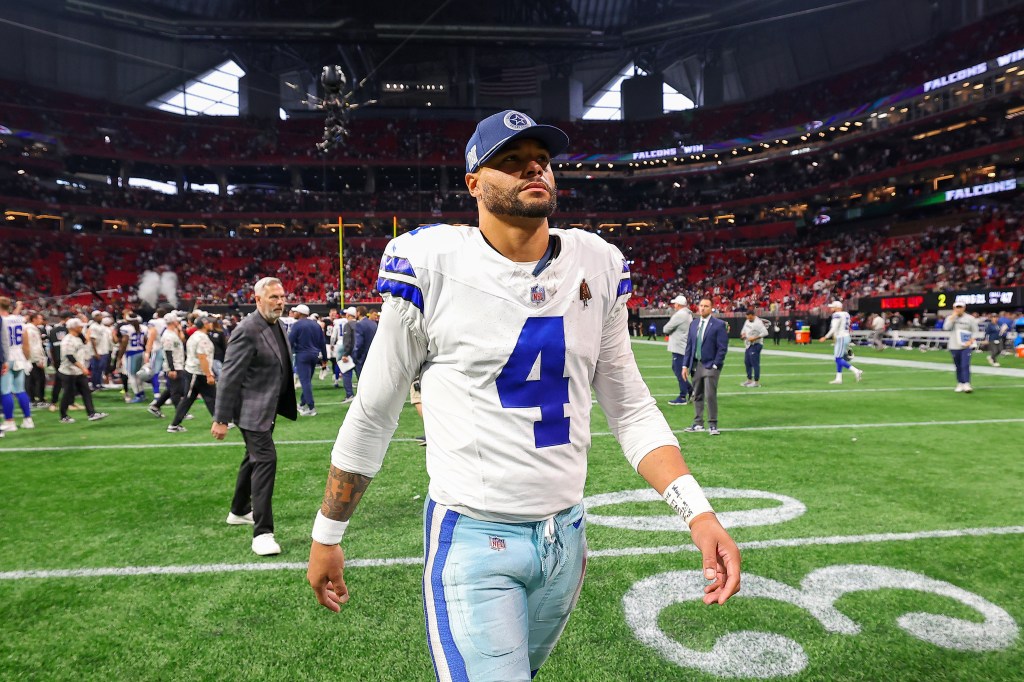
[623,565,1018,678]
[583,488,806,532]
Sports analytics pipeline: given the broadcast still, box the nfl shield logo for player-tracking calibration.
[489,536,506,551]
[530,285,546,303]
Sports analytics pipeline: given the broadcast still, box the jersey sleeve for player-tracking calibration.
[329,297,429,478]
[376,239,429,342]
[593,296,679,471]
[611,245,633,307]
[824,314,840,339]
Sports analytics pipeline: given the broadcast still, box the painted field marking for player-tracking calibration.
[3,418,1024,454]
[3,525,1022,581]
[650,384,1024,398]
[633,340,1024,377]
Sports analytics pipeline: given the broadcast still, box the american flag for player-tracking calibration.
[478,66,539,97]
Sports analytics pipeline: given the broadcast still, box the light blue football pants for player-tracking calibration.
[422,498,587,682]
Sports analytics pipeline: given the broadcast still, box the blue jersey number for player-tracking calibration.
[495,317,570,448]
[7,324,22,347]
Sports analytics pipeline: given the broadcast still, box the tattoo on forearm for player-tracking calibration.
[320,466,372,521]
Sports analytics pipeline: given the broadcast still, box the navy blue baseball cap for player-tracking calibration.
[465,110,570,173]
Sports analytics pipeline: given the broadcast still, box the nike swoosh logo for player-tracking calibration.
[572,518,583,529]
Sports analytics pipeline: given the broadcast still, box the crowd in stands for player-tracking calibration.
[2,198,1021,318]
[623,200,1024,312]
[3,96,1020,231]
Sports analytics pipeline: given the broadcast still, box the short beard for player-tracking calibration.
[480,182,557,219]
[259,306,282,323]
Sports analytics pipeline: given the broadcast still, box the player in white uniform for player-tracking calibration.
[0,297,34,431]
[306,110,740,682]
[118,317,148,402]
[819,300,863,384]
[144,309,168,398]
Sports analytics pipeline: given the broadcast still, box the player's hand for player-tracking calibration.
[0,362,6,375]
[818,337,826,343]
[308,541,349,612]
[210,422,229,440]
[689,513,741,605]
[168,370,177,379]
[681,367,689,381]
[206,373,216,385]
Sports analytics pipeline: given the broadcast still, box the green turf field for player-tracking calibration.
[2,340,1022,681]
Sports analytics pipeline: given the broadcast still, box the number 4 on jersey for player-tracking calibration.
[496,317,570,448]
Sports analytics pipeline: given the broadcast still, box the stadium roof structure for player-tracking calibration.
[1,0,1022,117]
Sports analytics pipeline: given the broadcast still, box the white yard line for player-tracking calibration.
[651,384,1024,398]
[3,525,1021,581]
[3,417,1024,454]
[759,348,1024,377]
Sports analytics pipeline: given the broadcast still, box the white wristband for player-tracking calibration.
[662,474,715,529]
[311,510,350,545]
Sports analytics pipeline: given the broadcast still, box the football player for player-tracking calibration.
[143,307,169,398]
[306,110,741,681]
[0,297,33,431]
[819,300,863,384]
[118,315,147,402]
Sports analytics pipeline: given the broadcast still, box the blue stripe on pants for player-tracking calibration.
[424,501,469,682]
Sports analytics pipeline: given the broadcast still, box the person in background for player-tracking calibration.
[0,297,33,432]
[0,317,4,439]
[869,313,886,351]
[740,311,768,388]
[209,316,227,379]
[212,277,298,557]
[662,295,692,406]
[818,301,863,385]
[118,315,147,403]
[25,312,47,408]
[944,302,979,393]
[289,304,329,417]
[166,316,217,432]
[48,311,74,412]
[89,310,114,391]
[681,298,729,435]
[143,307,168,399]
[336,306,357,402]
[57,319,108,424]
[351,305,377,379]
[984,312,1005,367]
[148,313,187,419]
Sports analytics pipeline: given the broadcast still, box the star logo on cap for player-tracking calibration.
[504,111,532,130]
[466,144,479,170]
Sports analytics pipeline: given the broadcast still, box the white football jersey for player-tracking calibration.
[331,225,677,522]
[829,311,852,338]
[147,317,167,340]
[1,314,27,362]
[120,325,147,354]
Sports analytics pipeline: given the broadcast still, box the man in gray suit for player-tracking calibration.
[211,277,298,556]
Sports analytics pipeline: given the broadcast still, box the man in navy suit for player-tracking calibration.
[681,298,729,436]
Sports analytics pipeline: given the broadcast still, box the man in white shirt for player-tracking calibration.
[305,110,740,682]
[167,316,216,432]
[88,311,113,391]
[740,311,768,387]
